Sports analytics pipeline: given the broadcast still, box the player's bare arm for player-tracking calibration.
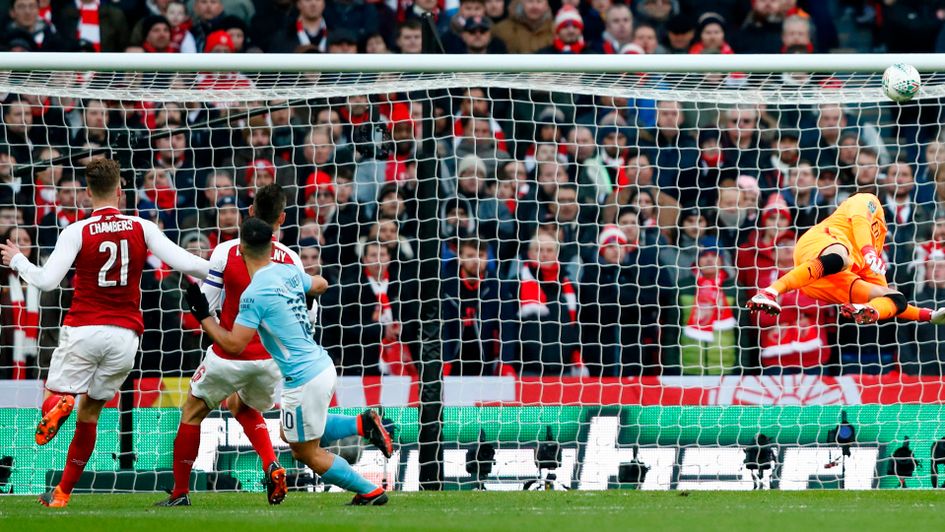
[308,275,328,296]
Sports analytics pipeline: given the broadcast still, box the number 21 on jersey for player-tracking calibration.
[99,239,129,287]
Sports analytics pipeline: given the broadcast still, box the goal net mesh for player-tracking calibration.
[1,67,944,493]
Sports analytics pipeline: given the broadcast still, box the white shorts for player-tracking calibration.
[280,367,337,443]
[46,325,140,401]
[190,347,282,412]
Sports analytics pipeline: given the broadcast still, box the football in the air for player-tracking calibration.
[882,63,921,103]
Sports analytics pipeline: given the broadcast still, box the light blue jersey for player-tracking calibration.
[234,262,332,388]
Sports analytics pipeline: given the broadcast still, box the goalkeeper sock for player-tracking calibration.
[233,406,276,471]
[322,414,359,444]
[172,423,200,498]
[321,454,379,495]
[867,297,899,320]
[769,258,829,295]
[898,305,932,322]
[59,421,97,495]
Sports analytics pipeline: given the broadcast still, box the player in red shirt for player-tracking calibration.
[157,184,392,507]
[0,159,210,508]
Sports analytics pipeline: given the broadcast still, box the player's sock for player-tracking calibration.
[322,415,360,443]
[867,297,899,320]
[59,420,97,495]
[321,454,379,495]
[172,423,201,498]
[233,406,277,471]
[769,258,830,295]
[42,394,63,416]
[898,305,932,322]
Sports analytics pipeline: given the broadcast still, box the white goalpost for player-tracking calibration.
[1,53,944,494]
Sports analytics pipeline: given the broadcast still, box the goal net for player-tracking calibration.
[2,54,945,494]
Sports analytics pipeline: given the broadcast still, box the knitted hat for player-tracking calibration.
[140,15,171,37]
[457,154,487,177]
[246,159,276,183]
[554,5,584,33]
[204,30,235,53]
[598,224,628,250]
[619,43,645,55]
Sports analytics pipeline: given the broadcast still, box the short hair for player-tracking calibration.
[398,19,423,36]
[239,217,273,258]
[458,237,485,254]
[85,158,121,198]
[253,183,287,225]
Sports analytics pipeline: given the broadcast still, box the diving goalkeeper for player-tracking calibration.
[747,193,945,325]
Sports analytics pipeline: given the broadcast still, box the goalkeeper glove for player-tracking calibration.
[185,282,211,321]
[861,246,887,276]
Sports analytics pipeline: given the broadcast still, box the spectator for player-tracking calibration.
[166,1,197,53]
[298,238,323,276]
[800,103,849,170]
[233,115,296,190]
[0,226,39,379]
[715,184,747,250]
[545,183,593,279]
[151,126,198,209]
[1,97,36,165]
[663,12,695,53]
[901,224,945,375]
[190,0,227,52]
[195,171,237,229]
[218,14,256,52]
[781,13,812,52]
[441,0,486,53]
[442,238,501,375]
[71,98,110,148]
[633,0,676,32]
[54,0,129,53]
[590,3,633,54]
[565,125,610,205]
[718,105,767,181]
[660,207,708,288]
[537,5,586,54]
[736,200,793,290]
[579,218,661,376]
[37,175,88,256]
[395,19,423,53]
[208,195,241,249]
[644,100,700,207]
[632,22,663,54]
[764,129,801,197]
[454,116,510,183]
[323,240,416,375]
[733,0,783,53]
[781,161,821,230]
[0,205,25,245]
[324,0,379,43]
[268,0,330,53]
[4,0,67,51]
[501,231,581,376]
[139,15,174,53]
[484,0,505,23]
[883,158,932,288]
[680,246,737,375]
[882,0,943,53]
[689,12,732,55]
[493,0,554,54]
[597,125,631,178]
[458,15,506,54]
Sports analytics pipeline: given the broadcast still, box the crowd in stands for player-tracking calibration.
[3,0,945,380]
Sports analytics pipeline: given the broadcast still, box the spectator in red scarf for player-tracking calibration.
[37,175,87,257]
[233,115,297,192]
[442,238,501,376]
[590,3,632,54]
[736,199,794,291]
[1,226,38,378]
[322,240,418,375]
[139,15,174,53]
[165,1,197,53]
[689,12,732,55]
[680,245,737,375]
[501,230,582,376]
[537,5,586,54]
[267,0,328,53]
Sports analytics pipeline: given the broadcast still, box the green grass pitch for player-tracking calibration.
[1,491,942,532]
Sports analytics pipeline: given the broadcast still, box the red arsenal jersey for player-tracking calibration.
[9,206,209,336]
[203,239,302,360]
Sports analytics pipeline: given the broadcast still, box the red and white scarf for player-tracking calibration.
[684,270,735,342]
[76,0,102,52]
[56,206,85,229]
[39,3,52,23]
[553,37,585,54]
[8,274,39,379]
[296,17,327,52]
[366,267,394,325]
[518,262,577,321]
